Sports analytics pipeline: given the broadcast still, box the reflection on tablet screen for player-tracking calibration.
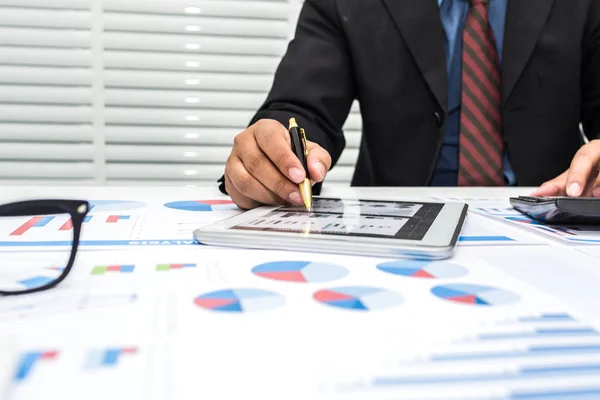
[230,197,444,240]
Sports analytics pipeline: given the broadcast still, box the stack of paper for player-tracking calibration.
[0,195,599,400]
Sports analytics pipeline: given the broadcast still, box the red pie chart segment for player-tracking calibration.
[431,284,519,307]
[314,286,404,311]
[194,289,285,313]
[252,261,348,283]
[377,259,468,279]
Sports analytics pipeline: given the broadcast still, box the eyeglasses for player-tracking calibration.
[0,199,89,296]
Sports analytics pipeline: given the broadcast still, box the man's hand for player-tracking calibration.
[531,139,600,197]
[224,119,332,210]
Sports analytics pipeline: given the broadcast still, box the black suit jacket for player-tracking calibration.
[220,0,600,194]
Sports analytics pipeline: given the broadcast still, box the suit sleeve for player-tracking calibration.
[218,0,356,195]
[581,0,600,140]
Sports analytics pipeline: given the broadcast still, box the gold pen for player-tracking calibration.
[288,118,313,212]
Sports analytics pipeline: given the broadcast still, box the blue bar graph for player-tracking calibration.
[478,328,599,340]
[510,387,600,399]
[15,353,42,381]
[14,351,57,382]
[84,348,137,369]
[102,349,122,366]
[459,236,514,242]
[431,344,600,362]
[35,216,55,227]
[17,276,55,289]
[517,314,576,322]
[372,363,600,386]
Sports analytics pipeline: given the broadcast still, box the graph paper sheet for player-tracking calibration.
[2,245,600,400]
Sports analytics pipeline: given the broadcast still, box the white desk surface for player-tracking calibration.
[1,185,600,400]
[0,185,534,203]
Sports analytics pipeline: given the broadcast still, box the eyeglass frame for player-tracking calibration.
[0,199,89,296]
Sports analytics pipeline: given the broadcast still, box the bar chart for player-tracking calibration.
[14,351,58,382]
[0,290,138,321]
[84,347,137,370]
[329,311,600,400]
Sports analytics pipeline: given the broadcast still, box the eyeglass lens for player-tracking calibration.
[0,211,74,293]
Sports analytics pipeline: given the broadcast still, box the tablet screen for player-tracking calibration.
[229,197,443,240]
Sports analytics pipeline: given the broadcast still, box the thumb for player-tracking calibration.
[306,141,332,183]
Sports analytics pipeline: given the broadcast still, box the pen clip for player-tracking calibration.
[300,128,308,157]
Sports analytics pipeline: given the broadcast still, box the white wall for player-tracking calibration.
[0,0,361,187]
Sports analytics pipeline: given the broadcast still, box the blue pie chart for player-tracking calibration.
[431,284,520,306]
[314,286,404,311]
[377,259,468,279]
[194,288,284,313]
[164,200,239,212]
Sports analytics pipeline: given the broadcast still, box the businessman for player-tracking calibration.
[221,0,600,209]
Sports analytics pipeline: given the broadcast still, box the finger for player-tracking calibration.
[224,173,260,210]
[225,155,286,208]
[592,170,600,197]
[306,141,332,183]
[252,121,306,184]
[582,165,600,197]
[236,137,304,205]
[566,141,600,197]
[530,171,567,197]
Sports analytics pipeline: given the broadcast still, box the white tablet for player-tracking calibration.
[193,197,468,259]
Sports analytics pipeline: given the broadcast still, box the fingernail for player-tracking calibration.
[567,182,581,197]
[594,186,600,197]
[313,161,326,180]
[289,167,304,184]
[289,191,303,205]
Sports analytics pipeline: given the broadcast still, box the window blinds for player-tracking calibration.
[0,0,95,184]
[0,0,362,186]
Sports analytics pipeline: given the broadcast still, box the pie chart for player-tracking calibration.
[252,261,348,283]
[313,286,403,311]
[164,200,238,212]
[377,259,468,279]
[431,284,520,306]
[193,288,284,313]
[88,200,146,212]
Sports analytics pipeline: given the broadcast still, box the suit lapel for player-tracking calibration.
[381,0,448,112]
[502,0,554,105]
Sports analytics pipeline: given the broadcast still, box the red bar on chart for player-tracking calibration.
[59,220,73,231]
[10,216,55,236]
[121,347,137,354]
[106,215,130,223]
[59,216,92,231]
[41,351,58,360]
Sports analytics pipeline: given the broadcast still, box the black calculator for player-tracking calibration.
[509,196,600,225]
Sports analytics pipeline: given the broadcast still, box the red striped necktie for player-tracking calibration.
[458,0,505,186]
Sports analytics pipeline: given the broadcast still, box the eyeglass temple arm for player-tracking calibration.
[0,203,74,217]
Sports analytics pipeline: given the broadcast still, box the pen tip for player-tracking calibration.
[289,117,298,129]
